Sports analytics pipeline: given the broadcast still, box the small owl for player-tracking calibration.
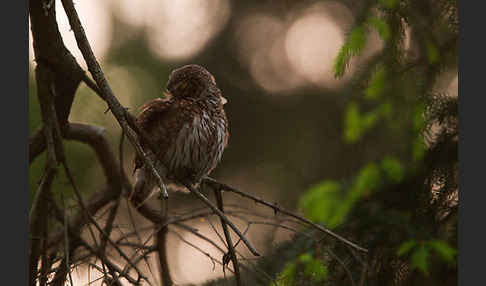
[132,65,229,200]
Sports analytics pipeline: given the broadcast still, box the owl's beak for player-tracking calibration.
[221,96,228,105]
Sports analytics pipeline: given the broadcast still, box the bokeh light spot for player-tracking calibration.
[129,0,232,61]
[55,0,112,68]
[285,5,350,88]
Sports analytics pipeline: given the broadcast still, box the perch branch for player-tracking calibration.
[60,0,168,198]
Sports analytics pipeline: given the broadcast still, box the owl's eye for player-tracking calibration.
[210,75,216,84]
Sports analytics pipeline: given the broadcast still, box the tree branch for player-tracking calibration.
[213,187,241,286]
[183,182,261,257]
[156,218,173,286]
[203,177,369,253]
[60,0,168,198]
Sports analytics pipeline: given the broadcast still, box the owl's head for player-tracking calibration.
[167,65,226,105]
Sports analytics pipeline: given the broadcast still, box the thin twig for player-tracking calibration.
[204,177,368,253]
[183,182,260,257]
[172,222,226,254]
[51,201,146,285]
[228,217,315,241]
[326,247,357,286]
[78,242,142,285]
[213,187,242,286]
[45,99,144,281]
[50,82,110,286]
[207,217,227,247]
[62,193,75,286]
[100,199,120,256]
[345,245,368,286]
[125,199,159,284]
[169,230,232,274]
[65,165,147,282]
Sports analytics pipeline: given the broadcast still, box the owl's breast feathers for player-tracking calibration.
[133,94,229,180]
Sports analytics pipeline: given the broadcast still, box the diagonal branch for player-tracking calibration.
[60,0,168,198]
[203,177,369,253]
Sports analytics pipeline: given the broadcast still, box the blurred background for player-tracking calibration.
[29,0,457,285]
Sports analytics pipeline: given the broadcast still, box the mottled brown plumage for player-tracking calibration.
[133,65,228,199]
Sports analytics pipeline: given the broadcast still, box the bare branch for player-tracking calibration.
[183,182,260,257]
[30,65,62,286]
[169,230,232,275]
[156,209,173,286]
[100,198,121,257]
[60,0,168,198]
[213,187,242,286]
[29,127,46,164]
[204,177,368,253]
[172,223,226,254]
[62,193,75,286]
[65,123,130,191]
[124,199,159,284]
[326,247,357,286]
[62,161,145,280]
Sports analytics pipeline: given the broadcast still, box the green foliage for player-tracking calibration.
[299,162,387,227]
[411,244,430,275]
[413,103,427,132]
[397,240,418,256]
[300,162,386,229]
[427,240,457,263]
[300,254,328,282]
[397,239,457,275]
[311,0,457,283]
[380,101,393,119]
[378,0,399,9]
[327,163,381,227]
[367,17,391,41]
[344,102,390,143]
[272,253,328,286]
[334,16,392,78]
[272,262,297,286]
[426,42,440,64]
[381,156,405,183]
[344,102,361,142]
[334,26,367,78]
[364,65,387,100]
[299,181,343,228]
[326,200,352,228]
[351,163,381,199]
[361,109,380,129]
[412,136,426,162]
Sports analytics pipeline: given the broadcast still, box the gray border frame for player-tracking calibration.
[5,0,29,284]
